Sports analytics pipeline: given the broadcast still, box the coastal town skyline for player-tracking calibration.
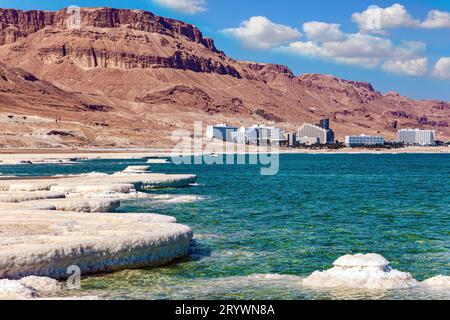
[206,119,440,148]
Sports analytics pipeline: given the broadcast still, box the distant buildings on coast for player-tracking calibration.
[206,119,440,149]
[345,135,385,147]
[298,119,335,145]
[396,129,435,146]
[207,124,285,146]
[206,124,237,142]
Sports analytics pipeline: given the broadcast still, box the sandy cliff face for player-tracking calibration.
[0,7,448,148]
[0,8,240,76]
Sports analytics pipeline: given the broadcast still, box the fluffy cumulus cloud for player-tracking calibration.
[220,16,302,50]
[432,57,450,79]
[153,0,207,14]
[322,34,393,59]
[382,58,428,76]
[422,10,450,28]
[222,5,450,78]
[352,4,420,33]
[353,4,450,31]
[303,22,345,42]
[279,33,426,69]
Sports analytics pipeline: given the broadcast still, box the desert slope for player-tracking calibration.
[0,7,448,148]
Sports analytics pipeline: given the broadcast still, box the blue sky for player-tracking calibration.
[2,0,450,100]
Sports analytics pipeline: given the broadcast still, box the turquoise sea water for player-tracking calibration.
[1,154,449,299]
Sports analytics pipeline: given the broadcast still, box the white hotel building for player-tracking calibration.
[230,125,285,145]
[397,129,435,146]
[298,123,334,145]
[206,124,238,142]
[345,135,385,147]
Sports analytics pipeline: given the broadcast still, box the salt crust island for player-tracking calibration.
[0,165,196,299]
[303,253,450,290]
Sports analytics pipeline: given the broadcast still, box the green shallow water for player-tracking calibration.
[1,154,449,299]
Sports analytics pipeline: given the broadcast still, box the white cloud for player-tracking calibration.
[352,4,420,33]
[382,58,428,76]
[279,34,426,70]
[322,34,393,59]
[422,10,450,28]
[432,57,450,79]
[280,41,328,57]
[221,16,302,50]
[303,21,345,42]
[222,9,439,78]
[393,41,426,60]
[353,4,450,31]
[153,0,207,14]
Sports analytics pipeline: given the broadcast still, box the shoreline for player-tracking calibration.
[0,146,448,165]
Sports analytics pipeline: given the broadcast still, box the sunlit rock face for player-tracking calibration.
[303,254,419,290]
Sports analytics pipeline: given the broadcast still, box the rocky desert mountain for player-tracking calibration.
[0,7,448,148]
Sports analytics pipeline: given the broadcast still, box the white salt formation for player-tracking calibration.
[50,183,136,197]
[2,197,121,213]
[0,191,65,203]
[121,166,151,173]
[0,173,197,192]
[0,276,60,300]
[303,253,419,290]
[147,159,170,164]
[0,279,37,299]
[421,276,450,288]
[0,210,192,280]
[0,168,197,300]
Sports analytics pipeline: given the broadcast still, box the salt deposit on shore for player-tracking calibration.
[421,276,450,288]
[147,159,170,164]
[0,165,197,299]
[303,253,449,290]
[0,276,62,300]
[0,210,192,280]
[0,277,60,300]
[0,172,197,194]
[0,191,65,203]
[121,165,151,173]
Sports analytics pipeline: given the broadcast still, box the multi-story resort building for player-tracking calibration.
[206,124,238,142]
[298,136,320,145]
[231,127,258,145]
[397,129,436,146]
[285,132,297,147]
[345,135,385,147]
[231,125,285,145]
[298,118,335,145]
